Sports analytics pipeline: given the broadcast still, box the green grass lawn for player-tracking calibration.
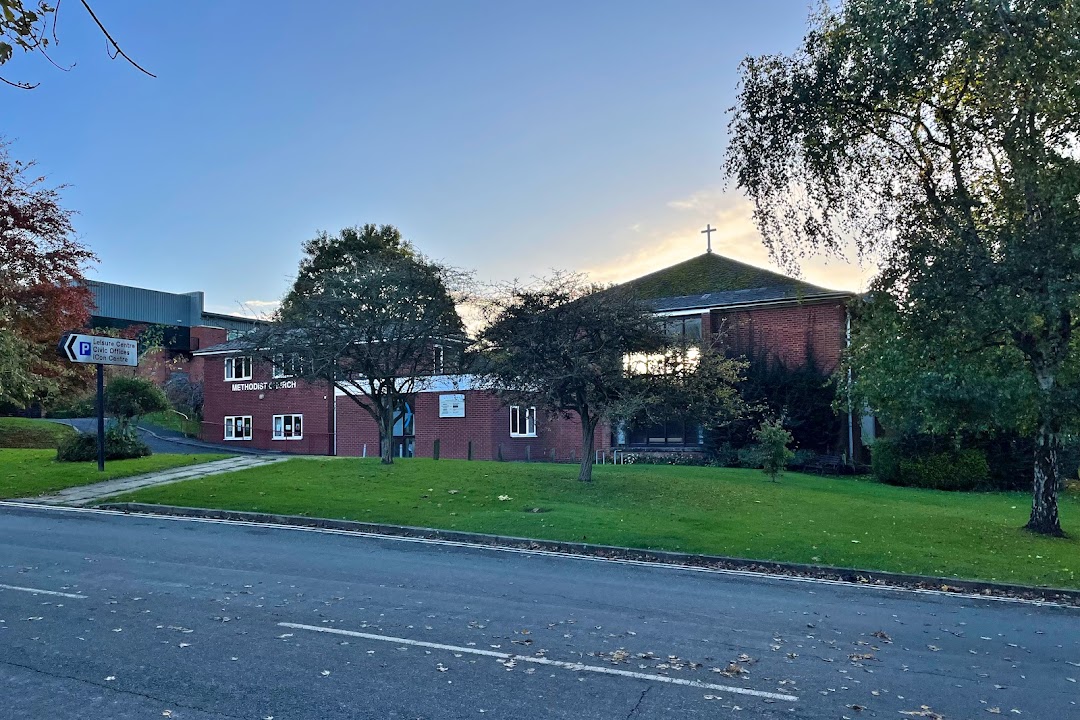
[0,449,232,499]
[111,458,1080,590]
[0,417,76,449]
[142,411,202,438]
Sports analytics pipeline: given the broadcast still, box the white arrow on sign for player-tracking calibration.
[57,333,139,367]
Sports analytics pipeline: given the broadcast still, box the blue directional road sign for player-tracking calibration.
[58,333,139,367]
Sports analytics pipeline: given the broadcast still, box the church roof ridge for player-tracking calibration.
[620,251,840,300]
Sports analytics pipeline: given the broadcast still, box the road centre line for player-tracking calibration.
[0,583,87,599]
[278,621,800,702]
[1,500,1075,610]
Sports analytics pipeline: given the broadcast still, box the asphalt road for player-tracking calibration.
[0,503,1077,720]
[51,419,259,455]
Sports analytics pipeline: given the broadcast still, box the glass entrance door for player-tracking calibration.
[391,398,415,458]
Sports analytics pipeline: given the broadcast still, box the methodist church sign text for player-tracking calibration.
[231,380,298,392]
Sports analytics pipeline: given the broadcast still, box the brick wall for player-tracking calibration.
[335,390,609,460]
[712,300,847,371]
[189,327,228,383]
[199,352,609,460]
[199,354,334,455]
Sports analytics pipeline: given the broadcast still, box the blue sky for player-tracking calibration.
[5,0,870,316]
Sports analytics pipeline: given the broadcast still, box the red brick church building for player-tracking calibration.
[194,251,856,461]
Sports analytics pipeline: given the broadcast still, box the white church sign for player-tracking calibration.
[439,393,465,418]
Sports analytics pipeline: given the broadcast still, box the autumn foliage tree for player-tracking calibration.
[0,138,95,408]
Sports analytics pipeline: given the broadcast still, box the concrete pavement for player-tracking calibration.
[25,456,286,505]
[0,501,1077,719]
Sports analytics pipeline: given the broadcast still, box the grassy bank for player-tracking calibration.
[0,449,232,498]
[0,417,76,449]
[111,458,1080,590]
[142,411,202,438]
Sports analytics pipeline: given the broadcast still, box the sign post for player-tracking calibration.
[57,333,140,472]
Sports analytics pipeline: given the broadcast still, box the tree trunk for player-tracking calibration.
[379,403,394,465]
[578,412,597,482]
[1026,420,1064,536]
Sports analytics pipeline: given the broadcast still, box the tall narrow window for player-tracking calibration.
[224,356,252,381]
[224,416,252,440]
[509,405,537,437]
[433,345,445,374]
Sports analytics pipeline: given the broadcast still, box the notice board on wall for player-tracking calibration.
[439,393,465,418]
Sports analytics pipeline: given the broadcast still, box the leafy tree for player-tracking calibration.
[0,326,39,406]
[104,376,168,436]
[726,0,1080,535]
[0,137,95,409]
[620,344,748,446]
[1,0,153,89]
[843,294,1035,441]
[259,224,466,465]
[712,346,841,455]
[754,418,794,483]
[478,275,671,482]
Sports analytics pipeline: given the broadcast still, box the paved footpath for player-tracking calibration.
[26,456,286,506]
[0,502,1077,719]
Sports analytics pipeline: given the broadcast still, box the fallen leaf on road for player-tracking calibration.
[714,662,747,677]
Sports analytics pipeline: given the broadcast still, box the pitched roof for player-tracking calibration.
[621,252,849,310]
[648,286,849,313]
[192,337,256,355]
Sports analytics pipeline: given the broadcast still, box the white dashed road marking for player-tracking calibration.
[0,583,87,599]
[278,622,800,703]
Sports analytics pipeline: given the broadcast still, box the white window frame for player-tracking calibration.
[509,405,536,437]
[433,344,445,375]
[224,415,252,441]
[272,353,303,379]
[224,356,252,381]
[272,413,303,441]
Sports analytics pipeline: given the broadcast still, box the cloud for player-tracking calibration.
[584,188,877,292]
[205,299,280,319]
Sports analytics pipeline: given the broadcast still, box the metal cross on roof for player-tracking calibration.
[701,224,715,253]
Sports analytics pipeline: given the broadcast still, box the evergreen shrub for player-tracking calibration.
[57,427,152,462]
